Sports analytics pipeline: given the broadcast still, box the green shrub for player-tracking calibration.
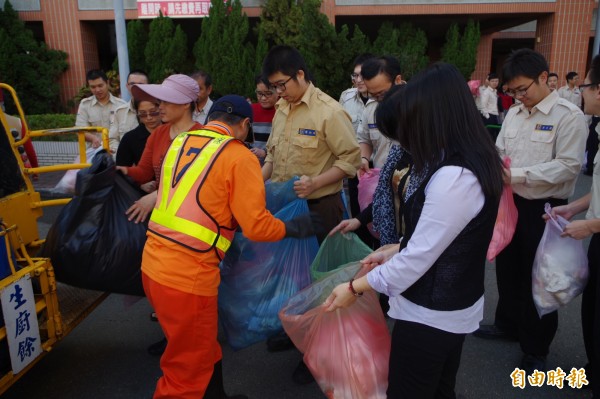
[26,114,77,141]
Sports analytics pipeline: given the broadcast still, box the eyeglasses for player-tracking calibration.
[351,73,363,82]
[255,90,275,98]
[127,81,146,87]
[367,88,390,102]
[506,80,535,98]
[579,83,598,90]
[269,76,293,93]
[137,110,160,118]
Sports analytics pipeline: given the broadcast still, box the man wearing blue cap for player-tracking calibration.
[141,95,315,399]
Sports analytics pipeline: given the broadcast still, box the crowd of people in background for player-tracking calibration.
[68,45,600,399]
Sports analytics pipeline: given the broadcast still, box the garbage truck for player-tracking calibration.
[0,83,110,394]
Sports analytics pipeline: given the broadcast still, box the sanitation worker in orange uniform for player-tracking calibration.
[139,94,314,399]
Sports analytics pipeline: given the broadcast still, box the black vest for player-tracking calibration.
[399,157,499,311]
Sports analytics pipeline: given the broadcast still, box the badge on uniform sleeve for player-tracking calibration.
[535,124,554,131]
[298,128,316,136]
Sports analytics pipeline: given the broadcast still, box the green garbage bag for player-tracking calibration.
[310,233,372,281]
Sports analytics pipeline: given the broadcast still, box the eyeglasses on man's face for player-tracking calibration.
[255,90,275,99]
[579,82,598,91]
[351,73,363,82]
[137,110,160,118]
[506,80,535,98]
[269,76,294,93]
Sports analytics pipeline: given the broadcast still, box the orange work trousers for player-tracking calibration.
[143,272,222,399]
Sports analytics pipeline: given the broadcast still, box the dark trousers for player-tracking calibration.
[586,117,600,174]
[307,192,344,245]
[582,233,600,396]
[387,320,465,399]
[348,176,380,249]
[494,195,567,356]
[482,114,501,141]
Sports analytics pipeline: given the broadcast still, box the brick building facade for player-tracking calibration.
[2,0,598,106]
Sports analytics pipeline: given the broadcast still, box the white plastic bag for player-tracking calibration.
[532,203,589,317]
[54,147,103,194]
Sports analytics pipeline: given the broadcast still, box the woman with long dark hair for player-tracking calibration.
[325,62,504,398]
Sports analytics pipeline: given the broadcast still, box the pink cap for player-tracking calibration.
[131,74,199,105]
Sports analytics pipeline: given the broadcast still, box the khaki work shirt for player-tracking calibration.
[265,83,361,199]
[75,93,126,130]
[496,90,587,200]
[109,100,139,153]
[357,99,395,169]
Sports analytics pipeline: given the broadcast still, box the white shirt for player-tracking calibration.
[192,98,213,125]
[339,87,366,134]
[108,100,139,154]
[366,166,485,334]
[496,90,587,200]
[480,86,499,118]
[557,85,582,108]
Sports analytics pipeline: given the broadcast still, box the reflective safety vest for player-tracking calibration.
[148,129,236,259]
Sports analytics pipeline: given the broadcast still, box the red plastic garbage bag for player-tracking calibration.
[357,168,380,238]
[280,262,390,399]
[487,157,518,261]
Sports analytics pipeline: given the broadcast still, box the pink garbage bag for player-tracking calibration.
[280,262,390,399]
[487,157,518,261]
[357,168,380,238]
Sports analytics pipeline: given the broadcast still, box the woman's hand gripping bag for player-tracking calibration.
[310,232,372,282]
[42,151,148,296]
[532,203,589,317]
[487,157,518,261]
[280,262,390,399]
[218,178,319,350]
[357,168,380,238]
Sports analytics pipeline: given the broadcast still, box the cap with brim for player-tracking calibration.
[208,95,254,143]
[131,74,199,105]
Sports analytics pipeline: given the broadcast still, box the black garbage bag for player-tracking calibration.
[42,151,147,296]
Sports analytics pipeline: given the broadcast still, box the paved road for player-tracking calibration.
[1,174,595,399]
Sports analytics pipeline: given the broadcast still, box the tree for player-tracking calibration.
[459,19,481,79]
[145,12,188,82]
[349,25,372,57]
[127,19,148,72]
[0,0,68,113]
[372,22,428,80]
[254,27,269,77]
[193,0,253,97]
[296,0,345,96]
[441,20,480,80]
[258,0,303,47]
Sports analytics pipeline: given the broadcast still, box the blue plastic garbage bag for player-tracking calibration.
[219,179,319,350]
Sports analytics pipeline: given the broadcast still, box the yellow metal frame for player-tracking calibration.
[0,83,109,394]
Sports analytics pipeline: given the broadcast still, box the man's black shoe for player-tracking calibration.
[266,331,295,352]
[147,337,167,356]
[292,360,315,385]
[472,324,518,341]
[520,354,547,375]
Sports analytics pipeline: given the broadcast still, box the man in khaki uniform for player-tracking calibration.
[108,70,149,154]
[260,45,361,382]
[75,69,126,148]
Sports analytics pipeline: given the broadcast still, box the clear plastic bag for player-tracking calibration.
[310,232,372,281]
[487,157,518,261]
[218,179,319,350]
[280,262,390,399]
[532,203,589,317]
